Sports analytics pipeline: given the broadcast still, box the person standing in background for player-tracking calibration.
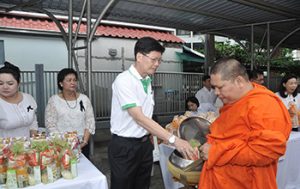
[0,61,38,138]
[45,68,95,157]
[199,58,291,189]
[248,69,265,85]
[185,96,217,115]
[195,75,217,105]
[109,37,195,189]
[276,74,300,131]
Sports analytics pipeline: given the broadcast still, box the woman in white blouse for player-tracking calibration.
[45,68,95,157]
[0,62,38,138]
[276,74,300,131]
[185,96,217,116]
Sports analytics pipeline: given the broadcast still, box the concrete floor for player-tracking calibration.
[91,128,165,189]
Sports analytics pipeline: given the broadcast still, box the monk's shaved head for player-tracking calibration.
[211,58,249,81]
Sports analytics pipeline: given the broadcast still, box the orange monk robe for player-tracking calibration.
[199,83,291,189]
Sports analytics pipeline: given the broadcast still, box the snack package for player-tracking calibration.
[64,132,80,161]
[7,142,29,188]
[50,135,70,180]
[40,148,56,184]
[6,169,17,189]
[0,142,9,184]
[0,158,6,185]
[30,138,57,184]
[70,159,78,178]
[29,138,57,185]
[60,148,77,179]
[27,149,41,186]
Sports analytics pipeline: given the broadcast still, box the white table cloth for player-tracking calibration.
[277,131,300,189]
[26,155,108,189]
[159,143,183,189]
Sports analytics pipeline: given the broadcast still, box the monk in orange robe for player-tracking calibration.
[198,58,291,189]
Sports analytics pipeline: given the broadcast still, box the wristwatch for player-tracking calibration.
[168,135,176,145]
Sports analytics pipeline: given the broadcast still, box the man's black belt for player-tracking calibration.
[112,134,150,142]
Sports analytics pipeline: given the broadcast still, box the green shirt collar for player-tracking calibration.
[129,65,152,93]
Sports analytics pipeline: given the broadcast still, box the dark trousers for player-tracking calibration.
[108,134,154,189]
[82,142,90,159]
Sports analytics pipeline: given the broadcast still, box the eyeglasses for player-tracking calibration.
[142,53,162,63]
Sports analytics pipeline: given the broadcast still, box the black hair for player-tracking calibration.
[202,75,210,82]
[57,68,78,90]
[0,61,21,83]
[134,37,165,59]
[248,69,264,80]
[185,96,200,110]
[278,74,298,98]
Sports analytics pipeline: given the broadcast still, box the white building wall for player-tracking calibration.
[76,37,183,72]
[0,33,68,70]
[1,33,183,72]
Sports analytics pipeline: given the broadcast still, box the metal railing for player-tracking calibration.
[19,69,204,125]
[20,68,282,128]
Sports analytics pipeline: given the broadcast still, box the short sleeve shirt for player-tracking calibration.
[0,93,38,138]
[110,65,154,138]
[195,87,217,105]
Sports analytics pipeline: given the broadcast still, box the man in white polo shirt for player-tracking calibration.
[195,75,218,105]
[109,37,196,189]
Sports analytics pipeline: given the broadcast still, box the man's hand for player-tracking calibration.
[199,143,211,161]
[174,137,197,160]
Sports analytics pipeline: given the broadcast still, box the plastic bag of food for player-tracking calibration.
[40,148,56,184]
[64,132,80,161]
[60,148,77,179]
[27,149,41,186]
[0,142,9,184]
[6,169,17,189]
[7,142,29,188]
[50,135,70,180]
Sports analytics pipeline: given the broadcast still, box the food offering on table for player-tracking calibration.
[47,134,78,180]
[32,140,56,184]
[30,138,56,185]
[64,131,80,161]
[0,141,9,184]
[0,131,80,188]
[27,146,41,186]
[7,141,29,188]
[50,135,69,180]
[60,148,77,180]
